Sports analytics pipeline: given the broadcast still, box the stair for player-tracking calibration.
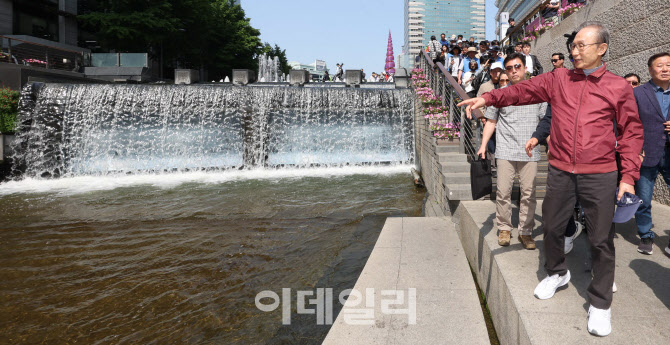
[433,145,550,202]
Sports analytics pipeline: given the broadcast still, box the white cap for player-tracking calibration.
[491,62,504,71]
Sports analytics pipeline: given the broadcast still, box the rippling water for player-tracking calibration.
[0,168,424,344]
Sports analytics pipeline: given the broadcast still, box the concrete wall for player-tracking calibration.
[0,63,104,91]
[415,95,451,216]
[530,0,670,206]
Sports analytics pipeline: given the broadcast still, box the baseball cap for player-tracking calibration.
[490,62,504,70]
[612,189,643,223]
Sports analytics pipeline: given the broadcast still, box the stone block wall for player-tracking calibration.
[414,96,450,215]
[530,0,670,206]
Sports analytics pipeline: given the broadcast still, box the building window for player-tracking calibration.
[13,1,60,42]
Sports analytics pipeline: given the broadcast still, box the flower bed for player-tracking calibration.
[411,68,461,143]
[558,2,584,17]
[0,87,19,133]
[24,58,47,66]
[533,21,555,36]
[423,105,449,119]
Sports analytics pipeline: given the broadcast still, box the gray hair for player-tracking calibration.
[577,21,610,58]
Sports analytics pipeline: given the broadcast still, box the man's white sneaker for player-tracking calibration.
[587,305,612,336]
[534,271,571,300]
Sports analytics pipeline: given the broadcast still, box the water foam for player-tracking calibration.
[0,165,414,196]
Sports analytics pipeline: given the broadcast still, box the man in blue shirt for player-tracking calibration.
[440,33,449,48]
[633,52,670,256]
[490,46,505,65]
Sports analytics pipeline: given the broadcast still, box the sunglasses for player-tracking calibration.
[499,79,510,83]
[505,63,523,71]
[551,59,562,63]
[631,81,640,86]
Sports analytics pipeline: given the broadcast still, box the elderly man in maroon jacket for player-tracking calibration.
[459,22,644,337]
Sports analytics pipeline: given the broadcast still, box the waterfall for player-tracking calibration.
[10,84,415,178]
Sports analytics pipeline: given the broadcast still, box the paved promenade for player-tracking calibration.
[458,200,670,344]
[323,217,490,345]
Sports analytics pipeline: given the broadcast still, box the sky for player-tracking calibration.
[243,0,498,75]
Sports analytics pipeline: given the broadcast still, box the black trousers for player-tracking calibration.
[542,165,617,309]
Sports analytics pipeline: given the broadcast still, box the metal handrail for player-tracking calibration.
[1,35,85,72]
[419,50,484,161]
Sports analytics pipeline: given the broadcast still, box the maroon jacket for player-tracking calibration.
[482,64,644,185]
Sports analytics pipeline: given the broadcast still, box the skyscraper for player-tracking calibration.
[401,0,486,69]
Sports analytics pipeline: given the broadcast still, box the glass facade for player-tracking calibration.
[423,0,486,41]
[402,0,485,69]
[12,1,61,41]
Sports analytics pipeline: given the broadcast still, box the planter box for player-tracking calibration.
[436,138,460,146]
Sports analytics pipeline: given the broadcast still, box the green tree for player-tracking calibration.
[79,0,264,80]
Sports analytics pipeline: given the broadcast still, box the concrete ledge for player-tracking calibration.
[324,217,489,344]
[457,200,670,344]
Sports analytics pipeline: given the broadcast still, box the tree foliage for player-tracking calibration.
[79,0,286,80]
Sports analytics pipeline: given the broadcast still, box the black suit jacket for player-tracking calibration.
[531,55,543,75]
[634,81,670,167]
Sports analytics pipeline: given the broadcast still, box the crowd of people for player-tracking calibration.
[426,33,544,98]
[447,21,670,337]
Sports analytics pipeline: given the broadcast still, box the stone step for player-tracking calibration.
[442,172,471,184]
[323,217,490,345]
[436,152,468,163]
[445,183,474,201]
[439,162,470,174]
[457,201,670,344]
[434,145,460,153]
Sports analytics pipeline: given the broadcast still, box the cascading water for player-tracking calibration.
[11,83,414,178]
[257,54,281,82]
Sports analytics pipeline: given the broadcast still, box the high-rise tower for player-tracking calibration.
[401,0,485,69]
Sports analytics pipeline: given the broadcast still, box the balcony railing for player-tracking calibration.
[419,50,484,162]
[0,35,85,72]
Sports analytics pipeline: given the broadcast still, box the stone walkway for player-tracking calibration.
[323,217,490,345]
[458,200,670,344]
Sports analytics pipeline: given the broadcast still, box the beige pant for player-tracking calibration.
[496,159,538,235]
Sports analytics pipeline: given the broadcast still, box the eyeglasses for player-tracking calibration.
[505,63,523,71]
[551,59,562,63]
[499,79,510,84]
[569,42,603,52]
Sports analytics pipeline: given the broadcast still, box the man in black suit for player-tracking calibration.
[633,52,670,256]
[522,42,543,76]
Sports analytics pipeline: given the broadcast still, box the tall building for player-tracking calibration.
[494,0,542,38]
[0,0,81,51]
[401,0,486,69]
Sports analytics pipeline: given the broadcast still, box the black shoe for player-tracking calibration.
[665,242,670,256]
[637,237,653,255]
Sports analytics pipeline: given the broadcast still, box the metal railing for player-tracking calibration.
[0,35,85,72]
[419,50,484,162]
